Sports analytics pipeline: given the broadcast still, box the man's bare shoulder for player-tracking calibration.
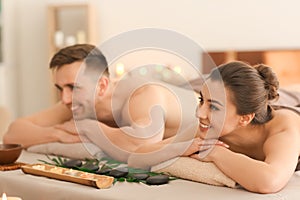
[132,82,192,97]
[132,84,163,96]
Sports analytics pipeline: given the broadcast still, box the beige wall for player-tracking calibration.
[0,66,4,105]
[1,0,300,119]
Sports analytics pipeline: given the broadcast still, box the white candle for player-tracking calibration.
[115,62,125,77]
[0,193,22,200]
[76,30,86,43]
[32,165,45,170]
[54,31,64,48]
[65,36,76,46]
[49,167,63,174]
[79,172,94,179]
[64,169,78,176]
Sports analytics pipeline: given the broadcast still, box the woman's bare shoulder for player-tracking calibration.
[267,109,300,135]
[273,108,300,121]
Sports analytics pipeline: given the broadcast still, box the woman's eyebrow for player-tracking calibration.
[200,91,223,107]
[208,99,224,107]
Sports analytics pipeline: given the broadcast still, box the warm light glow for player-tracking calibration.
[173,66,182,74]
[163,70,171,79]
[115,63,125,76]
[139,67,148,76]
[155,65,163,72]
[64,169,78,176]
[2,193,7,200]
[0,193,22,200]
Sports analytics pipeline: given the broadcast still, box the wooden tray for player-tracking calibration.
[0,162,26,171]
[21,164,114,189]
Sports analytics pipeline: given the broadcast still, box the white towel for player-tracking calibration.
[27,142,107,160]
[151,157,236,188]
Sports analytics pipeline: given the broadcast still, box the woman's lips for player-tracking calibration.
[199,122,210,132]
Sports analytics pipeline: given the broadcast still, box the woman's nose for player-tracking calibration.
[196,104,208,119]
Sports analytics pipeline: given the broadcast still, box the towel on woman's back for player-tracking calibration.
[272,88,300,114]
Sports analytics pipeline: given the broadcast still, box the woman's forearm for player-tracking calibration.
[210,147,290,193]
[128,140,193,170]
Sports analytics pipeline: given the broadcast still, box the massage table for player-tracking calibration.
[1,150,300,200]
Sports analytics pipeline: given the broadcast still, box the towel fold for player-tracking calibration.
[27,142,107,160]
[151,157,236,188]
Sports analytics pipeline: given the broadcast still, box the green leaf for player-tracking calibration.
[100,157,123,165]
[118,177,125,182]
[125,177,140,183]
[37,159,54,165]
[57,156,64,165]
[50,157,61,166]
[37,155,176,185]
[128,167,149,174]
[76,167,95,173]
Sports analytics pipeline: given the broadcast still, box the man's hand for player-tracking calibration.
[53,120,90,143]
[54,120,78,134]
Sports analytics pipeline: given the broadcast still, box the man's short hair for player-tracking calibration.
[49,44,108,75]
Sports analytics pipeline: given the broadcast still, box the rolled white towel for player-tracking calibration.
[27,142,107,160]
[151,157,236,188]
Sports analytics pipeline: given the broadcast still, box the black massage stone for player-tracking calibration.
[109,167,129,178]
[96,168,112,175]
[63,159,82,168]
[82,163,99,171]
[146,175,169,185]
[131,173,149,180]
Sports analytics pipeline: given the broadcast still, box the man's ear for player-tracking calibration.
[239,113,255,126]
[97,76,109,96]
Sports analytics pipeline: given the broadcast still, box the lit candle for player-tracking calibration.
[76,30,86,43]
[79,172,94,179]
[173,66,182,74]
[49,167,63,174]
[64,169,78,176]
[32,165,45,170]
[54,31,64,48]
[0,193,22,200]
[65,35,76,46]
[115,63,125,77]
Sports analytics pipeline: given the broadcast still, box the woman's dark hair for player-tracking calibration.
[209,61,279,124]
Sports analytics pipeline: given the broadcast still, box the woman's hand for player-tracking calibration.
[184,137,229,161]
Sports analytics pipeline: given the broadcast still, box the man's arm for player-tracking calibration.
[3,102,81,148]
[76,107,166,163]
[78,117,197,167]
[76,86,168,162]
[127,122,199,169]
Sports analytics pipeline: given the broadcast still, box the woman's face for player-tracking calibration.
[196,79,241,139]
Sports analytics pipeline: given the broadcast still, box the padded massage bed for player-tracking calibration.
[1,148,300,200]
[1,84,300,199]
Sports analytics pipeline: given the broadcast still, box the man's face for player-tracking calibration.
[72,69,98,120]
[53,61,82,110]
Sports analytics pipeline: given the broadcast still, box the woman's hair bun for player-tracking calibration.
[254,64,279,101]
